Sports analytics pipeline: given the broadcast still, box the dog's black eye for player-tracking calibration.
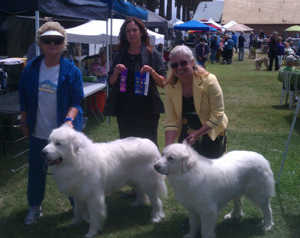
[167,156,174,161]
[55,142,61,146]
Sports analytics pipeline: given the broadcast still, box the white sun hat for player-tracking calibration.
[40,30,64,38]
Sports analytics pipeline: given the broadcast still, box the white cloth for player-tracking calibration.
[32,59,59,139]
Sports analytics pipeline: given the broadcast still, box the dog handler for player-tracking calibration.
[164,45,228,227]
[19,21,84,226]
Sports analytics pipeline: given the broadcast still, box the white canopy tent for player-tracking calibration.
[223,20,237,29]
[66,19,164,46]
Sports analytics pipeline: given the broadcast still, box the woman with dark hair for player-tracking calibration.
[103,17,166,197]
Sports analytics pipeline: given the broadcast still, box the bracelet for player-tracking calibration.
[64,117,74,123]
[20,121,27,125]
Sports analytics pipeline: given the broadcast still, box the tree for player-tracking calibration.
[166,0,172,20]
[159,0,165,18]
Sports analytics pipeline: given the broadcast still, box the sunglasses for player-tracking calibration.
[170,60,189,69]
[41,38,64,45]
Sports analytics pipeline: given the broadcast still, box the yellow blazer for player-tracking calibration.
[164,73,228,141]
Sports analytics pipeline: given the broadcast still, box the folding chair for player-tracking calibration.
[279,71,299,108]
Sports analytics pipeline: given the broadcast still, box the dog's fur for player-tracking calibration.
[154,143,274,238]
[255,57,270,70]
[42,125,167,238]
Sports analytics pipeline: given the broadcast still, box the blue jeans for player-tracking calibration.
[211,49,217,62]
[238,48,245,60]
[27,136,48,207]
[27,136,74,207]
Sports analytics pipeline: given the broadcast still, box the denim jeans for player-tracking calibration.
[211,49,217,62]
[238,48,245,60]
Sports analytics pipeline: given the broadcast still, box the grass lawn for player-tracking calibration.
[1,52,300,238]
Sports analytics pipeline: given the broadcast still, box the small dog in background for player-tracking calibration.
[248,49,257,59]
[255,57,270,70]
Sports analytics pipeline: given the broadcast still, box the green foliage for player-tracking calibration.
[1,53,300,237]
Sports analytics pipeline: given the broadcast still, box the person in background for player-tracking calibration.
[19,21,84,226]
[210,31,220,62]
[195,38,210,67]
[289,40,296,52]
[259,29,265,39]
[103,17,166,198]
[89,56,101,76]
[293,32,299,38]
[201,31,207,40]
[223,34,233,64]
[277,36,285,69]
[249,31,254,51]
[231,31,238,53]
[238,31,246,61]
[96,48,110,83]
[164,46,228,229]
[268,31,279,71]
[210,35,218,64]
[278,55,300,102]
[193,34,201,48]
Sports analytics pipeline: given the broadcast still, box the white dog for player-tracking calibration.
[154,143,274,238]
[42,124,167,238]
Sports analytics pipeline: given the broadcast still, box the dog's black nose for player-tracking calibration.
[41,150,47,159]
[154,164,160,172]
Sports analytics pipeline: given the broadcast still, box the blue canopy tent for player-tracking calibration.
[100,0,148,21]
[174,20,217,31]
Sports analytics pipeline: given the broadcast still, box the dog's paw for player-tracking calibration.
[224,212,243,220]
[262,220,274,231]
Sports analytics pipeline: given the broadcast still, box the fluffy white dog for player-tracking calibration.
[42,124,167,238]
[154,143,274,238]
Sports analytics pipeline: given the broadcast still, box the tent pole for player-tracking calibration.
[35,11,40,56]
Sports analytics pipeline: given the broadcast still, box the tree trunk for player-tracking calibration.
[166,0,172,20]
[176,1,181,20]
[159,0,165,18]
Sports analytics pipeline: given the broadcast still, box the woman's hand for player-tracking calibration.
[64,120,74,128]
[141,64,166,88]
[113,64,126,76]
[184,132,199,146]
[140,65,154,75]
[109,64,127,85]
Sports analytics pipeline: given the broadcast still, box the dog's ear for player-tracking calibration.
[182,156,194,172]
[71,136,82,155]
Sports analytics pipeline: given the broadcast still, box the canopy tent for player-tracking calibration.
[223,20,237,29]
[137,5,172,39]
[225,23,253,32]
[200,18,224,32]
[100,0,148,21]
[0,0,108,20]
[66,19,164,46]
[169,18,184,26]
[174,20,217,31]
[284,25,300,32]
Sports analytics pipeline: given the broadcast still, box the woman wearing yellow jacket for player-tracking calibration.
[164,45,228,159]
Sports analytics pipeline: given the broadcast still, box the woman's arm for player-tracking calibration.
[165,130,177,147]
[140,65,165,88]
[108,64,126,85]
[20,111,29,137]
[64,107,79,128]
